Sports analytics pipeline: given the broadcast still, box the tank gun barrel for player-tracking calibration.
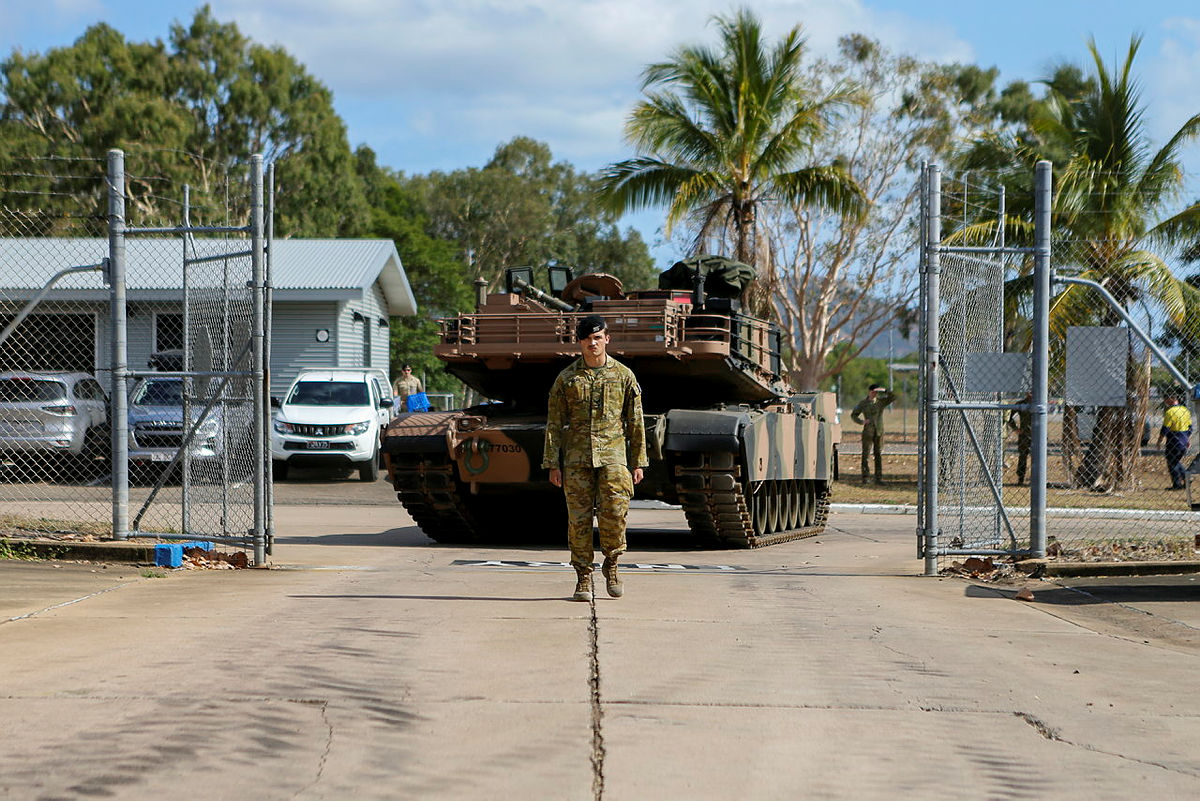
[511,276,576,312]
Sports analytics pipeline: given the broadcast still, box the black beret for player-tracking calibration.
[868,383,882,391]
[576,314,607,340]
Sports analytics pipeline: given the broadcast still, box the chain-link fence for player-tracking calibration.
[0,155,113,541]
[1042,238,1200,561]
[0,149,270,562]
[920,164,1200,572]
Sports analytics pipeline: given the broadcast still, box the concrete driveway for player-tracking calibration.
[1,502,1199,800]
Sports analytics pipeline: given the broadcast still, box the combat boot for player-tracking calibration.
[602,557,623,598]
[572,570,592,602]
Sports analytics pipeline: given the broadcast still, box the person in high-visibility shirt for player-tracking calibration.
[1157,394,1192,490]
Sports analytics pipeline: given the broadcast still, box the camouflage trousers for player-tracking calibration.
[563,464,632,574]
[861,430,884,481]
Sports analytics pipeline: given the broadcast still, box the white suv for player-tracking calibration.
[271,368,393,481]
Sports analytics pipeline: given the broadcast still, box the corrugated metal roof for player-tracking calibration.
[0,238,417,315]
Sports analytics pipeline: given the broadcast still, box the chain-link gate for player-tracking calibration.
[0,149,271,564]
[920,162,1200,574]
[111,151,270,563]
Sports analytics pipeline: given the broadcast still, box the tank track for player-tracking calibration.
[388,454,481,543]
[673,452,830,548]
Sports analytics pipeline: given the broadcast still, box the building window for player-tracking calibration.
[362,318,372,367]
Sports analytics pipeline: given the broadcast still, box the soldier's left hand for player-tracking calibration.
[632,467,643,485]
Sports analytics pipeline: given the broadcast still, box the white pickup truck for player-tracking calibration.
[270,368,393,481]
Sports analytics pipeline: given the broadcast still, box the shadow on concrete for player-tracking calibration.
[965,580,1200,604]
[287,594,568,602]
[273,526,720,553]
[272,528,431,547]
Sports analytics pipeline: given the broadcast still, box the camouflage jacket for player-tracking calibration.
[542,356,649,469]
[850,389,894,435]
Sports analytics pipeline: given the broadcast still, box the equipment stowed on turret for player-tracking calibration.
[381,256,841,547]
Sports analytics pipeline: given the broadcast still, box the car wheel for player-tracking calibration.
[77,426,111,481]
[358,450,380,482]
[272,460,290,481]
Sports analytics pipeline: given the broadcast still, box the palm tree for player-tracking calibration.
[598,8,865,313]
[960,36,1200,491]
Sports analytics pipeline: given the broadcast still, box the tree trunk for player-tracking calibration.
[1070,350,1151,492]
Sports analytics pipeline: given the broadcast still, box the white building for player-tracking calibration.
[0,238,417,396]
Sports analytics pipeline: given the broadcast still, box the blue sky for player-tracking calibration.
[5,1,1200,256]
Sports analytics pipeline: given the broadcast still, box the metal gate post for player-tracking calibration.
[108,149,130,541]
[1030,161,1052,559]
[923,165,942,576]
[264,162,275,555]
[181,185,192,537]
[250,155,267,565]
[916,163,927,556]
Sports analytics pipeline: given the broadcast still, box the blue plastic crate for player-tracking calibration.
[154,543,183,568]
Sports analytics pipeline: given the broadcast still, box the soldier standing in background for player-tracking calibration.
[544,315,648,602]
[851,383,895,484]
[392,364,423,412]
[1008,392,1033,486]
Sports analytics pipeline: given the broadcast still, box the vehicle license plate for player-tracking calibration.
[150,453,173,462]
[307,440,330,449]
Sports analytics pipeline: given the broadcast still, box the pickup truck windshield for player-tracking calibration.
[132,379,183,406]
[287,381,369,406]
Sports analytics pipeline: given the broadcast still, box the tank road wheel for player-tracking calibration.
[751,483,769,536]
[782,480,799,530]
[767,482,782,534]
[803,481,818,526]
[792,480,808,529]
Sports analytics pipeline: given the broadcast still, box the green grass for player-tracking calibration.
[0,539,42,561]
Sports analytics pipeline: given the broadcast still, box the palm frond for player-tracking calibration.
[772,165,867,219]
[597,157,706,215]
[1145,202,1200,249]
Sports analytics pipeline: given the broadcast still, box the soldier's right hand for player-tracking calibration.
[549,468,562,487]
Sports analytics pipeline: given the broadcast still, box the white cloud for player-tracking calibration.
[214,0,973,171]
[1152,18,1200,139]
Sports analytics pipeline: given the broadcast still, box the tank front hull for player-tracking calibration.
[383,394,837,548]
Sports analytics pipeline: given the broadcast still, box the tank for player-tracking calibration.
[382,258,841,548]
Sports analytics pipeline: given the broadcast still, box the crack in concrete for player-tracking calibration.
[1013,710,1200,778]
[291,700,333,800]
[586,586,606,801]
[3,580,138,625]
[1014,710,1060,740]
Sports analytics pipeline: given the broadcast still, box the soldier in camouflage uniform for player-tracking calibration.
[851,383,895,484]
[544,315,648,601]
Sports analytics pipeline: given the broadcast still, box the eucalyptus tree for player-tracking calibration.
[771,36,1010,390]
[599,8,865,315]
[414,137,654,292]
[0,7,366,235]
